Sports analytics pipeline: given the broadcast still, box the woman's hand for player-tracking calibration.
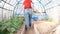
[34,11,40,13]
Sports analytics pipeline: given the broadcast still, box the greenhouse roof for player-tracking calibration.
[0,0,60,20]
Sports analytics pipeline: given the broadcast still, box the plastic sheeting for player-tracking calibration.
[0,0,60,21]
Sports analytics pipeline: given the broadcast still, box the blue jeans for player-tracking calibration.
[24,8,33,29]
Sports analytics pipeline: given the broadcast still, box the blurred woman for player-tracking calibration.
[23,0,33,30]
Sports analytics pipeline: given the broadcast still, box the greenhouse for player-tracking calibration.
[0,0,60,34]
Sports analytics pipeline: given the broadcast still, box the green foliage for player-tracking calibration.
[48,18,54,22]
[7,28,15,33]
[0,17,23,34]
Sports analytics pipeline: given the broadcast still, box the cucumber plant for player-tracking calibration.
[0,17,23,34]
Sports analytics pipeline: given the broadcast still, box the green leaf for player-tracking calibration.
[0,22,10,31]
[7,28,15,33]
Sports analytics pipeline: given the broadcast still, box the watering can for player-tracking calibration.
[32,13,38,21]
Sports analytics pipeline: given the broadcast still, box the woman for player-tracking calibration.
[23,0,33,30]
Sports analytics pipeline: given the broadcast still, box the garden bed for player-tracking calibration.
[0,17,24,34]
[33,21,59,34]
[16,23,25,34]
